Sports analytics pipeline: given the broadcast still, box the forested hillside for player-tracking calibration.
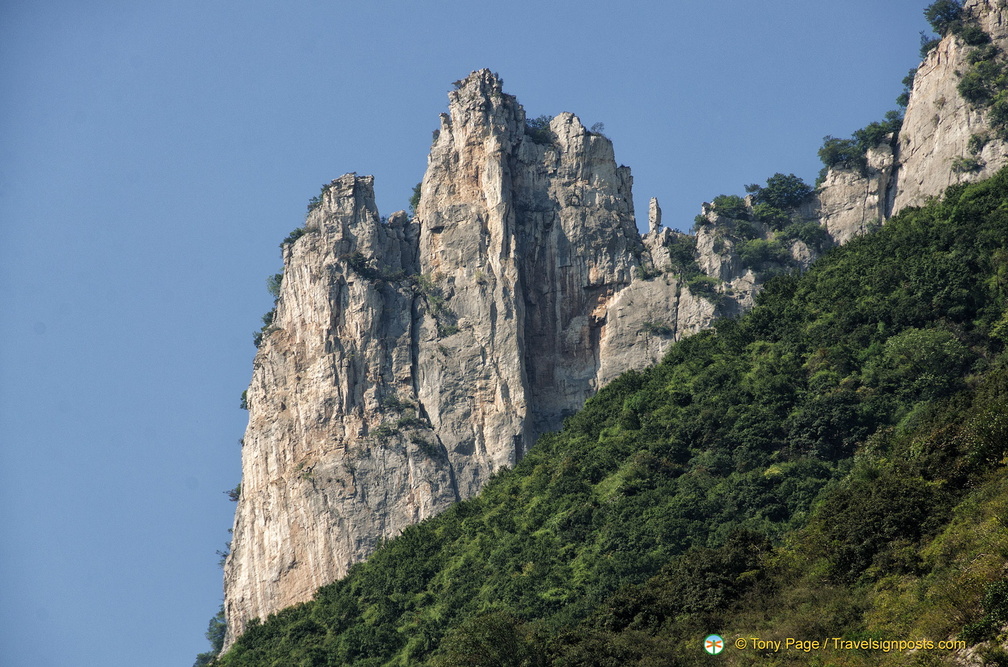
[214,169,1008,666]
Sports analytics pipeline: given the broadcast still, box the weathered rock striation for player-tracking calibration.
[224,15,1008,640]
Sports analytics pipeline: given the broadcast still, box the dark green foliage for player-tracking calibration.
[193,605,227,666]
[253,308,276,348]
[663,233,697,274]
[808,467,938,581]
[750,173,813,210]
[639,321,673,337]
[781,221,831,252]
[430,612,547,666]
[961,22,991,46]
[409,182,422,215]
[217,542,231,568]
[751,202,790,230]
[239,390,248,411]
[746,173,813,233]
[684,273,723,303]
[710,193,747,219]
[863,327,975,400]
[953,155,985,172]
[215,170,1008,666]
[266,272,282,299]
[589,121,605,135]
[924,0,963,36]
[340,250,408,283]
[281,227,306,247]
[957,54,1006,105]
[969,132,989,155]
[343,251,381,281]
[991,92,1008,133]
[738,237,790,271]
[225,484,240,502]
[963,580,1008,643]
[920,31,942,59]
[818,112,902,178]
[525,115,554,144]
[897,68,917,108]
[852,113,901,151]
[818,136,863,171]
[306,182,332,215]
[952,15,1008,138]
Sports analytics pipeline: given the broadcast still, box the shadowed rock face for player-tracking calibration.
[224,27,1007,639]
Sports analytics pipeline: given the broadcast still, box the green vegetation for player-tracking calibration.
[917,0,964,58]
[212,168,1008,666]
[781,220,831,252]
[737,237,790,271]
[281,226,307,247]
[953,155,985,173]
[953,14,1008,139]
[409,182,422,215]
[305,182,333,216]
[415,273,459,337]
[639,321,673,337]
[817,111,903,183]
[897,67,917,108]
[193,604,227,667]
[710,193,748,219]
[266,273,282,299]
[746,172,813,211]
[924,0,963,36]
[525,115,554,144]
[698,174,820,280]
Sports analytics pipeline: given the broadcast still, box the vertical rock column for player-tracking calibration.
[223,175,458,646]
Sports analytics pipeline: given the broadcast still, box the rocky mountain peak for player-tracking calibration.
[223,37,1008,644]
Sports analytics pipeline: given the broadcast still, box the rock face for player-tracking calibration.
[224,27,1008,641]
[224,70,734,646]
[893,0,1008,214]
[815,0,1008,228]
[814,142,894,243]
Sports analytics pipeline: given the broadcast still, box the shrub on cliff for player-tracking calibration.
[924,0,963,36]
[524,115,554,144]
[747,173,813,210]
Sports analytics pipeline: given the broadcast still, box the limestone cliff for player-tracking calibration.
[893,0,1008,214]
[224,13,1008,639]
[815,0,1008,236]
[224,71,726,645]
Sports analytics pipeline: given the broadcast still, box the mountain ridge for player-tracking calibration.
[216,0,1008,655]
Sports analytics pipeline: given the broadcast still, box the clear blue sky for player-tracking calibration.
[1,1,928,665]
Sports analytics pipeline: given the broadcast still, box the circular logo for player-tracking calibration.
[705,634,725,655]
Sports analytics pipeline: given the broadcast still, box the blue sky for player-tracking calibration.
[1,1,928,665]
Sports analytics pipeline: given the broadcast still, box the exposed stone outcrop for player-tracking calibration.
[813,0,1008,230]
[224,29,1008,642]
[893,0,1008,214]
[813,142,894,243]
[224,70,738,646]
[223,175,461,644]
